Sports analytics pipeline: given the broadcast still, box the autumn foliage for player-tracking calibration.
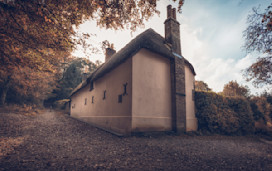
[195,80,212,92]
[0,0,185,106]
[222,80,250,98]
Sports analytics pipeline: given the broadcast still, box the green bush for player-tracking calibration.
[250,96,272,123]
[226,97,254,134]
[195,91,254,135]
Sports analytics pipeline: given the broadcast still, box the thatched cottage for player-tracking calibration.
[70,5,197,135]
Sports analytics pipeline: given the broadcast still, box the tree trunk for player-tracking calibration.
[0,76,11,106]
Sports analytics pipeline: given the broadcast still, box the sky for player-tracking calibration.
[73,0,271,94]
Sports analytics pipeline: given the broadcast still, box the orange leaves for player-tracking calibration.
[262,11,272,31]
[14,47,20,51]
[222,80,250,98]
[195,81,212,92]
[53,33,57,37]
[8,65,57,101]
[44,16,52,23]
[167,0,184,13]
[1,0,187,105]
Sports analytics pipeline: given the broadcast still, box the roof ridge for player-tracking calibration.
[70,29,176,97]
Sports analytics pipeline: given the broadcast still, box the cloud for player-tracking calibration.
[179,0,271,93]
[72,0,270,94]
[181,21,262,93]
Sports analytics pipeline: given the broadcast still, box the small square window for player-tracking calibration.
[92,96,94,104]
[103,90,106,100]
[118,94,122,103]
[84,98,87,105]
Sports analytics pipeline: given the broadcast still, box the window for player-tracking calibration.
[192,90,195,101]
[92,96,94,104]
[84,98,87,105]
[103,90,106,100]
[90,81,94,91]
[123,83,128,96]
[118,94,122,103]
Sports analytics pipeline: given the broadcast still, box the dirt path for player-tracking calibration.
[0,111,272,170]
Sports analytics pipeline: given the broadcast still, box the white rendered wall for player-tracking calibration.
[131,48,172,132]
[70,58,132,135]
[185,65,197,131]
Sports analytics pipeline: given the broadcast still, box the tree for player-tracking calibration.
[51,58,99,101]
[0,50,70,106]
[260,90,272,120]
[243,3,272,87]
[222,80,250,98]
[0,0,185,106]
[250,96,271,122]
[195,80,212,92]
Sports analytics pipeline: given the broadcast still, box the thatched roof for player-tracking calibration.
[90,28,175,82]
[70,28,196,97]
[69,63,104,97]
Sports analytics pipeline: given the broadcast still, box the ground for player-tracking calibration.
[0,111,272,170]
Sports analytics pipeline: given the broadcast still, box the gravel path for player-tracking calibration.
[0,111,272,170]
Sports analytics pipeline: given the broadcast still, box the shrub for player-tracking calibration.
[264,94,272,122]
[226,97,254,134]
[195,91,254,135]
[250,96,271,123]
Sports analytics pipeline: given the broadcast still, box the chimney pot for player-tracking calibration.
[164,5,181,55]
[167,5,172,18]
[172,8,176,19]
[105,48,116,62]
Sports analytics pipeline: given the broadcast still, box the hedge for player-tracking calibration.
[195,91,254,135]
[250,96,272,123]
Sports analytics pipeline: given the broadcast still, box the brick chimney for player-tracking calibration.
[164,5,181,56]
[105,48,116,62]
[165,5,187,133]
